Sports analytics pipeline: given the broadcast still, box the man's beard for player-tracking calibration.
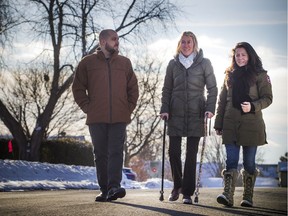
[105,43,118,54]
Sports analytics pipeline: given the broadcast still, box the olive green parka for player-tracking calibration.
[160,49,218,137]
[214,70,273,146]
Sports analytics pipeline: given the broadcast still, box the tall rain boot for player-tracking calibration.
[216,169,238,207]
[240,169,259,207]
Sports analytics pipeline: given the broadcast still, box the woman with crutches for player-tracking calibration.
[159,31,218,204]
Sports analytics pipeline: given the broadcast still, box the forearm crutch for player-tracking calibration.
[194,113,210,203]
[159,117,167,201]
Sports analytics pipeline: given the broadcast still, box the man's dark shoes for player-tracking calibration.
[107,187,126,201]
[168,188,181,201]
[95,192,107,202]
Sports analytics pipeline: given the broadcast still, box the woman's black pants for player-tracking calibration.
[168,136,200,196]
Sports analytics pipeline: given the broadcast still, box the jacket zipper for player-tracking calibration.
[184,68,188,136]
[107,59,112,123]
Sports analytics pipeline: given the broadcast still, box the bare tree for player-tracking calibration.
[202,132,226,177]
[0,0,19,44]
[0,0,25,67]
[0,65,85,157]
[0,0,179,161]
[124,57,163,166]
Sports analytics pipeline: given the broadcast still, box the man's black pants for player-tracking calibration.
[89,123,126,193]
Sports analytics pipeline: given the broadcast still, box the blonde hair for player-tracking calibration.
[176,31,199,55]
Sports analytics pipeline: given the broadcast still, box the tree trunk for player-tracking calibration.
[124,153,131,167]
[29,132,43,161]
[0,100,28,160]
[9,136,27,160]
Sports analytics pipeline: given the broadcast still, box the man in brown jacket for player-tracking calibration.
[72,29,139,202]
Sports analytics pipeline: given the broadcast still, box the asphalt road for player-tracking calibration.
[0,188,287,216]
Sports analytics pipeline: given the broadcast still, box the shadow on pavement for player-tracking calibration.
[113,201,205,216]
[196,203,287,216]
[247,206,287,215]
[113,201,287,216]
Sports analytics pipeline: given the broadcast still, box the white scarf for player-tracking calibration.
[179,52,196,69]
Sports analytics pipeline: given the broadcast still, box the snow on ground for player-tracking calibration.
[0,159,279,192]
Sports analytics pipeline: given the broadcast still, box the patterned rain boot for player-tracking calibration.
[216,169,238,207]
[240,169,259,207]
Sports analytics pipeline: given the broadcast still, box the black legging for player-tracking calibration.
[168,136,200,196]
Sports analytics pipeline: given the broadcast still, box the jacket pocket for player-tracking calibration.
[170,97,185,117]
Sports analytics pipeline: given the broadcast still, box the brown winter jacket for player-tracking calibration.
[72,50,139,124]
[214,71,273,146]
[160,49,218,137]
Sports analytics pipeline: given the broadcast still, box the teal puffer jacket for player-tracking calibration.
[160,49,218,137]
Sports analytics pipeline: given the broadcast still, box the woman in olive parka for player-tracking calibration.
[160,31,218,204]
[214,42,273,208]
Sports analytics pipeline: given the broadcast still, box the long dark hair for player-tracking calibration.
[225,42,266,86]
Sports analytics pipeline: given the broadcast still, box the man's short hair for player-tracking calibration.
[99,29,116,40]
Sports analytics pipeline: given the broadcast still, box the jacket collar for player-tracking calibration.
[96,48,119,60]
[174,49,204,67]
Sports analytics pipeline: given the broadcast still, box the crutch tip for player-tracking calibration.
[194,197,198,203]
[159,194,164,201]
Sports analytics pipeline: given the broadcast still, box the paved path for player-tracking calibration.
[0,188,287,216]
